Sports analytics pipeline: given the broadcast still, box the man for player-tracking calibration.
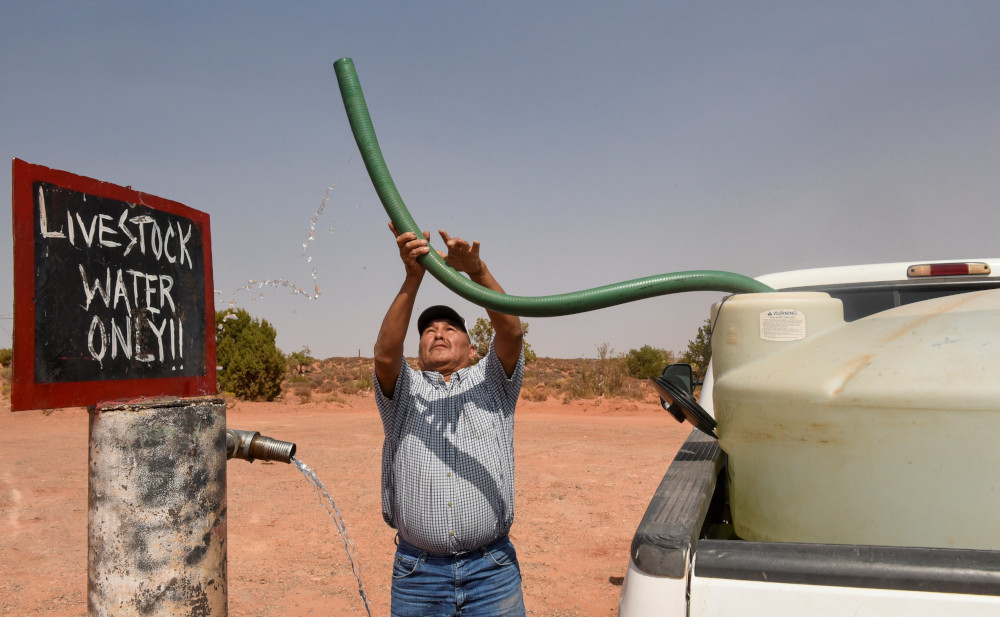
[373,222,525,617]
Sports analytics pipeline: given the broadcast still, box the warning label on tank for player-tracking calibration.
[759,309,806,341]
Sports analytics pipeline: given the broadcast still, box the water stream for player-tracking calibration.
[293,457,374,617]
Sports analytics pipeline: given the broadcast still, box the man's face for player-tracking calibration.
[417,318,476,376]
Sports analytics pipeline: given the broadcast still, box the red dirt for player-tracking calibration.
[0,395,690,616]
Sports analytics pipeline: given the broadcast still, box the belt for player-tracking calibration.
[395,534,508,558]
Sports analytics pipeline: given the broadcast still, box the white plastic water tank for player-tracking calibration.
[712,288,1000,549]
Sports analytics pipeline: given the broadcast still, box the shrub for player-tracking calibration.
[293,382,313,404]
[565,343,635,400]
[323,392,347,406]
[468,318,537,364]
[0,349,10,400]
[340,367,373,395]
[521,386,549,402]
[625,345,675,379]
[215,309,286,401]
[680,318,713,386]
[287,346,315,375]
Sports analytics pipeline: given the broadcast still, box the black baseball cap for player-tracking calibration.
[417,305,467,335]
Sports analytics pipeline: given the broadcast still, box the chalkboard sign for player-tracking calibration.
[11,159,216,411]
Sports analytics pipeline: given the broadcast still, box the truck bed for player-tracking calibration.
[624,429,1000,614]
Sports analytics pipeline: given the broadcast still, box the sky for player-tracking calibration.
[2,2,999,360]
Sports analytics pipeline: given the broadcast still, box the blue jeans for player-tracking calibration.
[391,535,525,617]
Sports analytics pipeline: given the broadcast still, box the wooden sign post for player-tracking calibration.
[12,159,226,616]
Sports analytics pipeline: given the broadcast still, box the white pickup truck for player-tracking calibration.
[618,259,1000,616]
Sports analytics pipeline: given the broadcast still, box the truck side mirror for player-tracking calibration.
[650,363,717,438]
[661,363,694,396]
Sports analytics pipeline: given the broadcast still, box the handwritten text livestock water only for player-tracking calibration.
[33,181,207,382]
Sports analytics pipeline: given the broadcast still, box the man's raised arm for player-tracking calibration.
[373,224,431,398]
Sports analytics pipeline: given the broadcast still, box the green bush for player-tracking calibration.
[215,309,286,401]
[625,345,674,379]
[0,348,12,368]
[468,318,537,364]
[680,318,713,386]
[287,346,315,375]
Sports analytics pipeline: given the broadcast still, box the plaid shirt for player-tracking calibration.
[374,343,525,554]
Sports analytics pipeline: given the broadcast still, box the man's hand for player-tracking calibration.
[389,222,433,279]
[438,230,484,276]
[437,229,522,377]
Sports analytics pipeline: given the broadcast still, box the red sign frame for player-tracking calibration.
[11,159,217,411]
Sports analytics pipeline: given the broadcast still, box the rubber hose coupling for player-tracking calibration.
[226,429,297,463]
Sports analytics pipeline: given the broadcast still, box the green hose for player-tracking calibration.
[333,57,772,317]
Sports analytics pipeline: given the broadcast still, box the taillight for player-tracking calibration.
[907,262,991,277]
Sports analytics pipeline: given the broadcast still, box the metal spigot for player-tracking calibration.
[226,429,296,463]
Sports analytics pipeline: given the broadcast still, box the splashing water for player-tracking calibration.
[216,182,338,309]
[214,156,364,314]
[293,457,373,617]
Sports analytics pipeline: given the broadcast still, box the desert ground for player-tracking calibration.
[0,391,691,616]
